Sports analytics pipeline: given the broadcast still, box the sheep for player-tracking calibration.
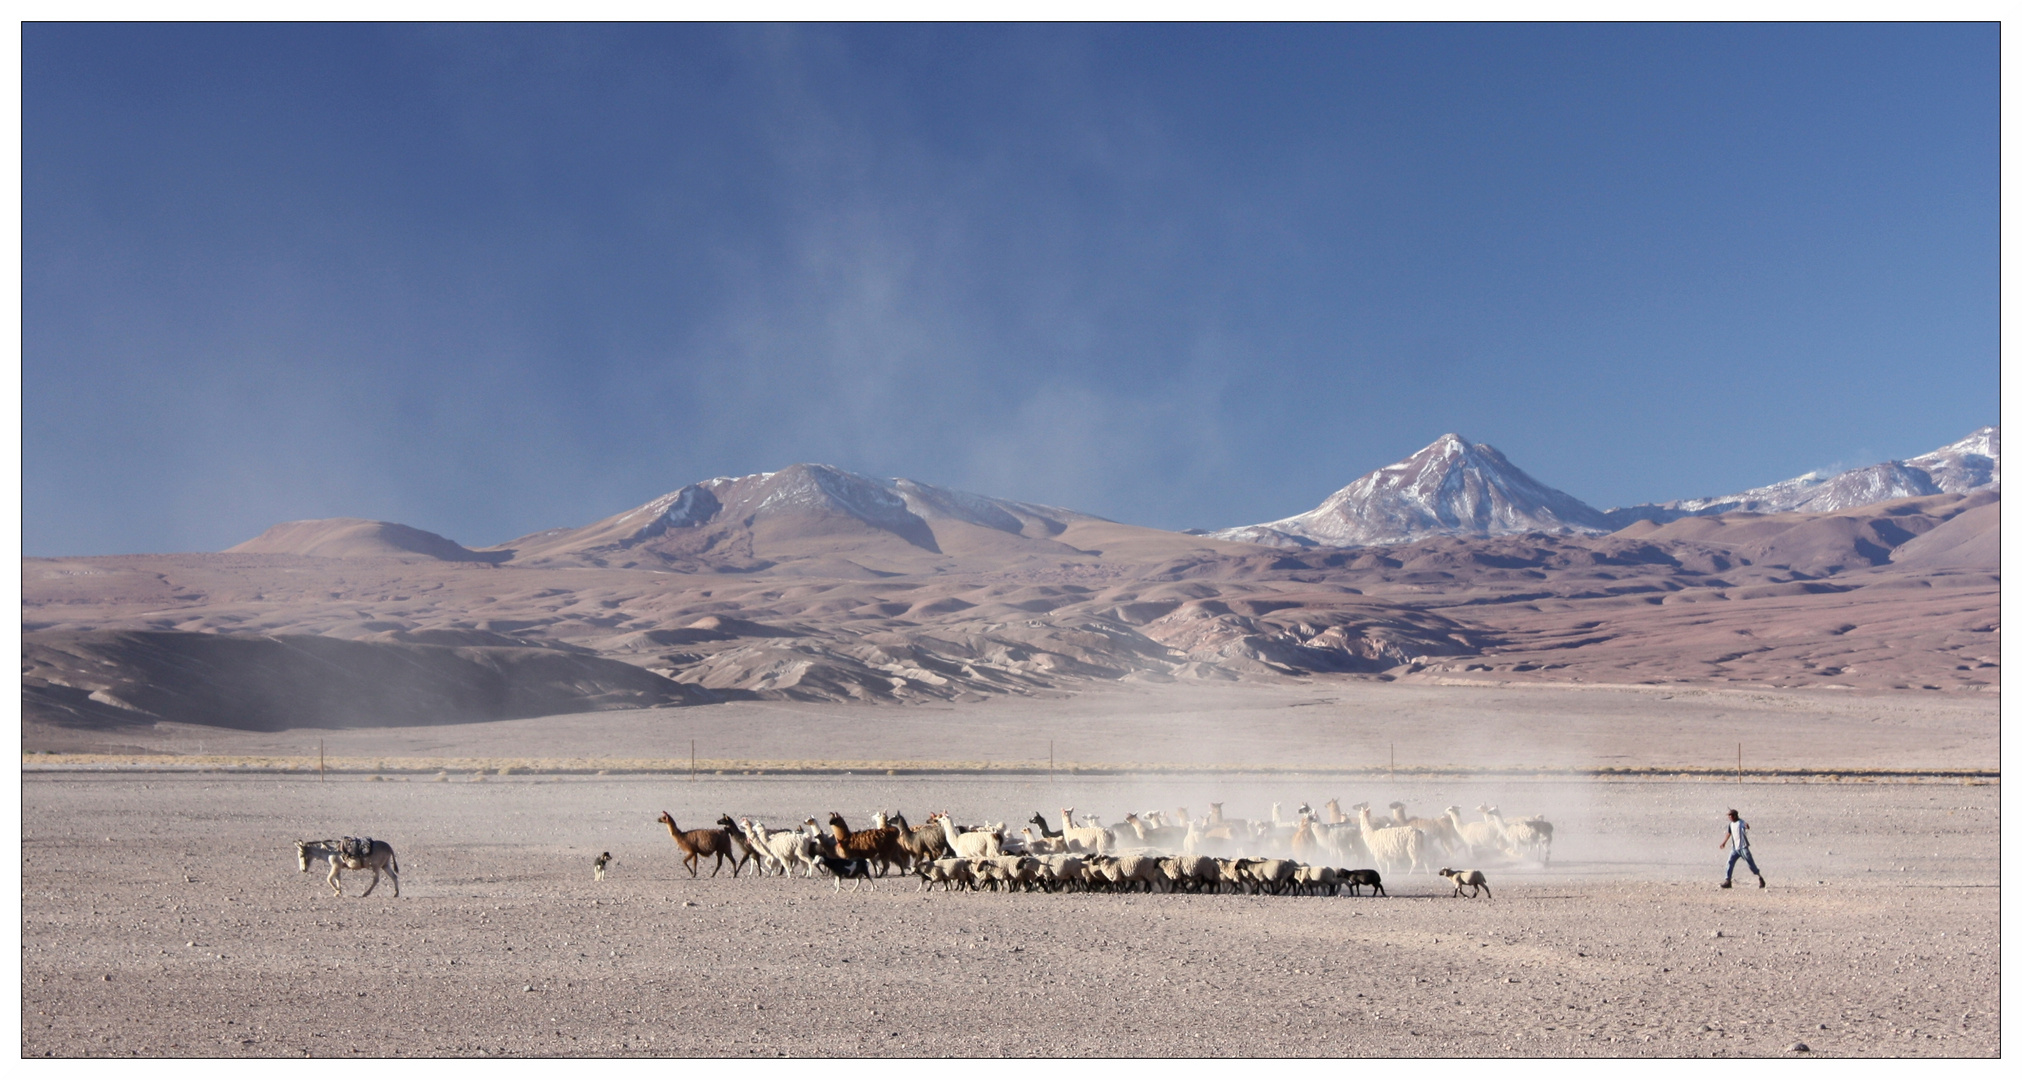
[1037,854,1086,893]
[1111,854,1165,893]
[1355,804,1428,876]
[1248,858,1300,896]
[971,857,1008,892]
[1292,864,1340,896]
[1341,868,1386,897]
[1439,867,1492,899]
[1217,858,1254,893]
[920,856,976,892]
[1172,854,1220,893]
[996,854,1043,892]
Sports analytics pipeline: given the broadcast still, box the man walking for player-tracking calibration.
[1718,808,1765,889]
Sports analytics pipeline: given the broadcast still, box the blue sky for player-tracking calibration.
[23,23,1998,555]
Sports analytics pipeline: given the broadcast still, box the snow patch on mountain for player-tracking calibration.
[1604,426,2000,526]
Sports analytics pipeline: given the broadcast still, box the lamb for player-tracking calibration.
[1356,804,1428,876]
[1341,868,1386,897]
[1439,867,1492,899]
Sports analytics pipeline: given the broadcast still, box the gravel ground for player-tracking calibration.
[21,769,1999,1058]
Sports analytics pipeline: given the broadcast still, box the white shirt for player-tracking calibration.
[1728,819,1750,851]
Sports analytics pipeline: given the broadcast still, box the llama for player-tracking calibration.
[1390,802,1462,856]
[716,815,762,874]
[657,812,737,878]
[826,812,904,875]
[1355,804,1428,876]
[1057,808,1111,856]
[891,812,949,868]
[932,813,1005,860]
[1445,806,1506,861]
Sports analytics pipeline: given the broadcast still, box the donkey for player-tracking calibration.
[296,838,401,898]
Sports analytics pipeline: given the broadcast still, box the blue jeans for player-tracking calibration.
[1726,848,1760,879]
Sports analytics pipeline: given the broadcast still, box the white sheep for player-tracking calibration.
[1438,867,1491,898]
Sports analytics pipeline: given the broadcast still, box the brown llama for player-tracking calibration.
[658,811,738,877]
[826,812,904,876]
[1290,815,1318,862]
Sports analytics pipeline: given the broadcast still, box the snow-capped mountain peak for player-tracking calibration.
[1211,434,1611,548]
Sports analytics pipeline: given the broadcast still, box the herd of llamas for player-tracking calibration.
[652,799,1553,897]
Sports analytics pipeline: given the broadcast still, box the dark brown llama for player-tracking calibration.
[658,812,737,877]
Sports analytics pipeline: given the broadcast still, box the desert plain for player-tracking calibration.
[20,680,1999,1058]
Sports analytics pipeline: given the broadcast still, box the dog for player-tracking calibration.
[593,851,612,881]
[814,853,876,892]
[1439,867,1491,899]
